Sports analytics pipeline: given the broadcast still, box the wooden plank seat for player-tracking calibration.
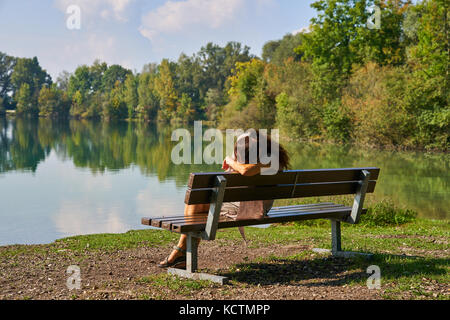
[141,167,380,284]
[145,203,367,233]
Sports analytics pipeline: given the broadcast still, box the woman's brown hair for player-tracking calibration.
[233,130,290,171]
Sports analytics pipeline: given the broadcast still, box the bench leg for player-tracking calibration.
[186,233,198,273]
[168,233,229,285]
[331,220,342,254]
[312,220,373,259]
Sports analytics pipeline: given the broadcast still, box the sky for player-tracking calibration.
[0,0,317,79]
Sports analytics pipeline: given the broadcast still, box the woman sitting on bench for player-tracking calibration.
[158,130,290,269]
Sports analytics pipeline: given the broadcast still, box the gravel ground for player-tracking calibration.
[0,240,395,300]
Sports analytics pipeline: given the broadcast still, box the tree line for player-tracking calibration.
[0,0,448,150]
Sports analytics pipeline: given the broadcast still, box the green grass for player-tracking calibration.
[53,229,179,252]
[137,274,216,296]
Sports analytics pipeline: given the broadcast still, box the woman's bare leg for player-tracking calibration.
[161,203,210,264]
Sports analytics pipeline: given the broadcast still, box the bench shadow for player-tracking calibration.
[218,254,449,287]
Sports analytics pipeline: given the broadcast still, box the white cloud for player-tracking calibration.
[54,0,134,22]
[139,0,246,41]
[292,26,311,35]
[64,33,133,66]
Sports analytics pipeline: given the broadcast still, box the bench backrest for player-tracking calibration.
[185,167,380,240]
[185,168,380,205]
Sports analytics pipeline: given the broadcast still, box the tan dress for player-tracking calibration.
[220,200,273,220]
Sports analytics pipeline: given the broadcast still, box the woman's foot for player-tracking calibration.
[158,246,186,269]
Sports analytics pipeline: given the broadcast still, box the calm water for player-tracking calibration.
[0,117,448,245]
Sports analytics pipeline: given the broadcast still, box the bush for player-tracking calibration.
[322,100,351,143]
[342,63,414,147]
[360,200,417,227]
[292,200,417,228]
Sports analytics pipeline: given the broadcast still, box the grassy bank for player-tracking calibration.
[0,201,448,300]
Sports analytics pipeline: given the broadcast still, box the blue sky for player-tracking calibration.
[0,0,317,79]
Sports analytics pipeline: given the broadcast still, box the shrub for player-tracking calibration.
[321,100,351,143]
[342,63,414,147]
[360,200,417,227]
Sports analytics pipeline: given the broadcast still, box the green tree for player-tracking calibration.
[204,88,225,122]
[228,59,266,111]
[56,71,71,92]
[124,74,138,119]
[176,93,195,122]
[268,60,317,139]
[0,52,16,109]
[70,90,84,118]
[102,64,131,91]
[137,71,159,121]
[175,53,203,117]
[16,83,35,115]
[262,33,304,65]
[154,59,178,121]
[11,57,51,110]
[68,65,92,97]
[102,81,127,120]
[298,0,409,100]
[68,65,92,117]
[90,60,108,92]
[405,0,449,149]
[38,85,71,118]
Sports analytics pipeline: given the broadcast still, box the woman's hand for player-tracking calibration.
[222,157,231,171]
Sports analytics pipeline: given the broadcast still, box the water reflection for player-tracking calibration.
[0,117,215,184]
[0,117,448,245]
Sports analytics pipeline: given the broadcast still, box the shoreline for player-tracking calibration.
[1,219,448,300]
[1,114,449,154]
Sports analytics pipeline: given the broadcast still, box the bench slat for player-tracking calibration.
[188,168,380,189]
[159,203,348,230]
[172,207,363,233]
[185,180,377,204]
[160,204,351,230]
[141,203,340,227]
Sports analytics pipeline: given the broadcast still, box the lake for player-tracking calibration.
[0,117,448,245]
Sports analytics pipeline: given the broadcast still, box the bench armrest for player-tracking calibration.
[347,170,371,224]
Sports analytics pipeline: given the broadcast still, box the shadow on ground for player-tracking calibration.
[219,253,449,287]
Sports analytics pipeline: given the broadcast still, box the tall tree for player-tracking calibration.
[154,59,178,121]
[0,52,16,109]
[137,70,159,121]
[262,33,304,65]
[38,85,70,118]
[102,64,131,91]
[10,56,51,108]
[16,83,35,114]
[298,0,409,100]
[405,0,449,149]
[56,71,71,92]
[124,74,138,119]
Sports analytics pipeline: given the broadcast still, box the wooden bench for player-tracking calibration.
[142,167,380,284]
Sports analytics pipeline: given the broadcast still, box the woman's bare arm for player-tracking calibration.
[224,156,265,176]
